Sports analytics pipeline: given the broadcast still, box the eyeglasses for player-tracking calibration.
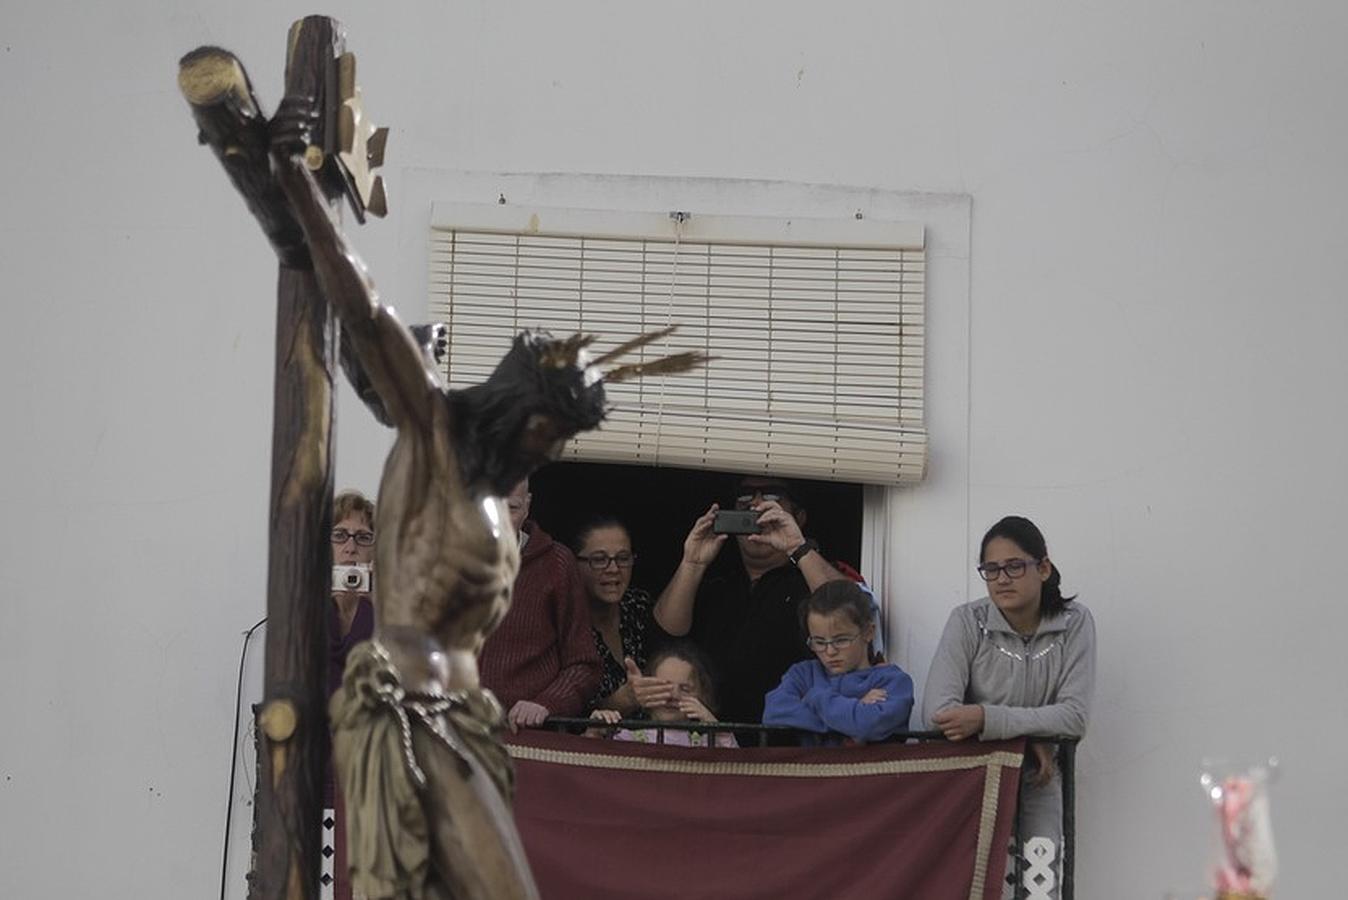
[734,490,789,510]
[331,528,375,547]
[582,551,636,571]
[805,634,861,653]
[976,558,1039,581]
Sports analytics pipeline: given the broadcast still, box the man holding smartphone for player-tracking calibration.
[653,475,848,724]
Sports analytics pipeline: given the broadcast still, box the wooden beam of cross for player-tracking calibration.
[178,16,386,900]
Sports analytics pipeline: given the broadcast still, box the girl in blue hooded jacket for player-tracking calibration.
[763,580,913,743]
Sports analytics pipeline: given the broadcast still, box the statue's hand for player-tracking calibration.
[269,94,320,156]
[428,323,449,366]
[410,323,450,369]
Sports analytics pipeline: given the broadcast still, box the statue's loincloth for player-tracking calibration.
[329,640,514,899]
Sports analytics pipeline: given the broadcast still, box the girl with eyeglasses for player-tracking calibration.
[573,515,672,716]
[761,580,914,743]
[922,515,1096,899]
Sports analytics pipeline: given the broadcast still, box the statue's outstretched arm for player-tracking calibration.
[341,323,448,428]
[270,98,436,431]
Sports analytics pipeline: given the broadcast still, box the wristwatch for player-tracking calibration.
[788,539,819,566]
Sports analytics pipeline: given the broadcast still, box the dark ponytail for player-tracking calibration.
[979,515,1076,618]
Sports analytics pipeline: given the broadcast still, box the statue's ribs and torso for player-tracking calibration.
[372,413,520,696]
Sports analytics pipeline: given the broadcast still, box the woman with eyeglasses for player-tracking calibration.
[922,515,1096,899]
[326,489,377,900]
[573,515,670,715]
[330,489,377,691]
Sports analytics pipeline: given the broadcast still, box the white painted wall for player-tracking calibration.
[2,1,1344,896]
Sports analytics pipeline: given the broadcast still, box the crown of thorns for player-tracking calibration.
[498,325,710,432]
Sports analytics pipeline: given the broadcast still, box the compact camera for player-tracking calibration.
[332,564,372,592]
[712,509,762,535]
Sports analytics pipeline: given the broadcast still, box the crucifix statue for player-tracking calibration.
[179,15,704,900]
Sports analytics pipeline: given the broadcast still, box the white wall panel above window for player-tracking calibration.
[428,203,928,485]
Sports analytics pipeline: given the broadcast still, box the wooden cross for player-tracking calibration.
[179,19,703,900]
[178,16,385,900]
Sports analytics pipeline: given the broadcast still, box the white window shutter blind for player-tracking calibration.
[427,204,927,486]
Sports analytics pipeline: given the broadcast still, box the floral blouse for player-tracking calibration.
[590,588,659,707]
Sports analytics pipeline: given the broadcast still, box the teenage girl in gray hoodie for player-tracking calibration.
[922,516,1096,900]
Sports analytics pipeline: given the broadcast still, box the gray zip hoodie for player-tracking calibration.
[921,597,1096,739]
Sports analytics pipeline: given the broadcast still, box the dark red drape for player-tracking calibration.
[507,732,1024,900]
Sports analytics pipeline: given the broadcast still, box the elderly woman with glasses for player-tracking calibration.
[922,515,1096,900]
[572,515,670,716]
[326,488,378,895]
[331,487,380,665]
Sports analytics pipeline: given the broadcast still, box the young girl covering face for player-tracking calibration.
[762,580,914,744]
[641,655,714,723]
[588,643,737,748]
